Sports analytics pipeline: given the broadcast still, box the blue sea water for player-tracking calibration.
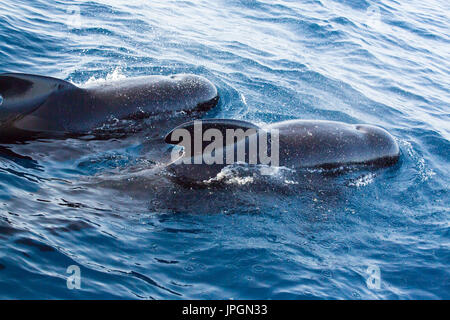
[0,0,449,299]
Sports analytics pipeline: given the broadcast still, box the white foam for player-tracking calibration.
[400,139,435,182]
[348,173,376,187]
[202,165,255,185]
[417,158,436,182]
[83,67,127,86]
[202,163,296,186]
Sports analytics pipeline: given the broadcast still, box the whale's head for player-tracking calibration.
[269,120,400,168]
[102,73,220,117]
[352,124,400,166]
[152,74,219,114]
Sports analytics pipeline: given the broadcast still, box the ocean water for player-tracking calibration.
[0,0,449,299]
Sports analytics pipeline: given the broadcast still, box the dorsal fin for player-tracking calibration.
[164,119,260,145]
[0,73,76,125]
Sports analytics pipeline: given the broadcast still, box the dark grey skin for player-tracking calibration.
[0,73,218,139]
[164,119,400,182]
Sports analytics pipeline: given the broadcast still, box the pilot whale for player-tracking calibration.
[164,119,400,182]
[0,73,218,140]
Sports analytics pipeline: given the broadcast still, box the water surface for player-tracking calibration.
[0,0,449,299]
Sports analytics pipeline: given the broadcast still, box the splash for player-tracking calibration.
[417,158,436,182]
[202,163,296,186]
[84,67,127,86]
[400,140,435,182]
[348,173,376,187]
[202,165,255,185]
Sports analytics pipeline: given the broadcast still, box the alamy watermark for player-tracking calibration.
[169,121,280,167]
[366,264,381,290]
[66,265,81,290]
[365,5,388,33]
[66,6,82,29]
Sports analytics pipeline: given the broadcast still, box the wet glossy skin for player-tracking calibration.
[0,73,218,136]
[267,120,400,168]
[166,119,400,182]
